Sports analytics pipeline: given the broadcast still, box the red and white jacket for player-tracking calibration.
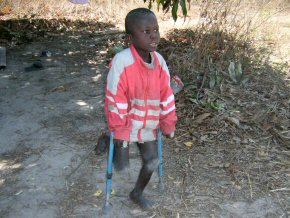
[105,45,177,142]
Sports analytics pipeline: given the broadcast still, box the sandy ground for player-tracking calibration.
[0,21,289,217]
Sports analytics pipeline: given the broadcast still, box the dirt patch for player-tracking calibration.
[0,28,109,217]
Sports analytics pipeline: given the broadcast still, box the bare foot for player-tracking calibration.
[129,191,154,210]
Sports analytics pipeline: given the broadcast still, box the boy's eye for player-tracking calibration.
[142,29,159,34]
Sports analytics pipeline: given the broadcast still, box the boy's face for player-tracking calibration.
[130,14,160,55]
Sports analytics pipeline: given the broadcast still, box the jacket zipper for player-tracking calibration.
[143,72,149,128]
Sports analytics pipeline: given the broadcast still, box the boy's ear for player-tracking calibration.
[125,34,132,46]
[126,34,132,42]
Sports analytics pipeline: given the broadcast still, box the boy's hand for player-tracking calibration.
[165,131,175,139]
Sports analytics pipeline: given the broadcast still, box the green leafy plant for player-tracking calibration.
[107,45,125,58]
[228,61,243,84]
[205,101,225,111]
[144,0,189,21]
[209,70,222,89]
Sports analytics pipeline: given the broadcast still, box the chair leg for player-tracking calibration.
[157,129,164,192]
[103,132,114,213]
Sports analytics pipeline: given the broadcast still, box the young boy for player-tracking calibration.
[105,8,177,209]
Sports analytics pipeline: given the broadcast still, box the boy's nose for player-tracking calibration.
[150,32,159,39]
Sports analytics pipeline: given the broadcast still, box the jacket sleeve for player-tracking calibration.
[158,55,178,135]
[105,54,132,141]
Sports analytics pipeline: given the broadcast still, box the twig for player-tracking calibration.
[270,188,290,192]
[65,147,95,180]
[174,132,189,140]
[0,24,12,33]
[247,173,253,200]
[188,157,194,172]
[270,159,290,164]
[196,56,209,102]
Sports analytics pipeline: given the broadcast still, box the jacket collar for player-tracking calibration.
[130,44,157,69]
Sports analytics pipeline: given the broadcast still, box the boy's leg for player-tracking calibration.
[130,141,159,209]
[113,139,129,171]
[95,132,110,155]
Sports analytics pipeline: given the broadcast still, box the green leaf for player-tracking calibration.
[228,61,237,83]
[184,84,197,90]
[180,0,187,17]
[216,74,221,85]
[189,98,198,104]
[163,0,171,12]
[236,62,243,81]
[172,0,179,22]
[157,0,165,10]
[149,0,153,9]
[209,76,216,88]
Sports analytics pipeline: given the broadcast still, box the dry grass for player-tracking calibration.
[0,0,147,22]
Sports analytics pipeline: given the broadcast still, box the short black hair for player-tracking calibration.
[125,8,156,34]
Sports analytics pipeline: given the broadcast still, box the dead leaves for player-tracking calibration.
[48,84,71,93]
[184,141,193,148]
[160,26,290,151]
[269,128,290,149]
[225,116,240,127]
[0,5,12,16]
[0,18,114,45]
[93,189,102,197]
[193,113,211,124]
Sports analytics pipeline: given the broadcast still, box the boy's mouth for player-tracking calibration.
[150,43,158,48]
